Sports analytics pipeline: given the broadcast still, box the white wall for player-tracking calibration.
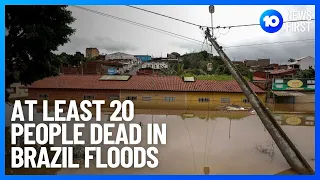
[142,62,169,69]
[105,53,135,60]
[298,56,315,70]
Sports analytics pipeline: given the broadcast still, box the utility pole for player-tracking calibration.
[209,5,214,55]
[204,27,314,174]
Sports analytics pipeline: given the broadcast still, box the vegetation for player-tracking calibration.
[295,66,315,79]
[5,5,76,102]
[288,58,296,63]
[161,51,253,80]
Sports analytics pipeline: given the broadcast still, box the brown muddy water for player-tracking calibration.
[5,105,315,175]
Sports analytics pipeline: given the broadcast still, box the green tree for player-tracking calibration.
[288,58,296,63]
[5,5,75,101]
[170,52,180,58]
[295,66,315,78]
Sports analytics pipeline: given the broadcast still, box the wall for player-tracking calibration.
[105,53,135,60]
[298,56,315,70]
[28,89,120,108]
[142,61,169,69]
[295,92,314,103]
[86,48,99,58]
[120,90,266,110]
[135,55,151,62]
[120,90,186,109]
[28,89,266,110]
[8,83,28,99]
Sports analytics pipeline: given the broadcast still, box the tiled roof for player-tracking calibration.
[28,75,265,93]
[253,76,267,81]
[269,69,297,75]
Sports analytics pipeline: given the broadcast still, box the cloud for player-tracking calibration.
[56,36,138,55]
[174,21,315,63]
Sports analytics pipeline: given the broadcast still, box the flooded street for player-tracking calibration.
[6,105,315,175]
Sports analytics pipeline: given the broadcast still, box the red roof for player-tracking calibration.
[269,69,297,75]
[253,76,267,81]
[28,75,265,93]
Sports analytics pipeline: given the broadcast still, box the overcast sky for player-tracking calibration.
[56,5,315,64]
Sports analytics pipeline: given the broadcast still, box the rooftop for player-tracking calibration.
[269,69,297,75]
[28,75,265,93]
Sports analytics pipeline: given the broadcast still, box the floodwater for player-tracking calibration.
[5,104,315,175]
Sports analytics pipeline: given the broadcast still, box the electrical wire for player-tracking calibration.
[73,6,314,51]
[126,5,203,27]
[224,39,314,49]
[217,19,315,29]
[126,5,315,29]
[72,6,204,45]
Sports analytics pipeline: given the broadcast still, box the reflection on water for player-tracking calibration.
[5,105,314,175]
[266,102,315,113]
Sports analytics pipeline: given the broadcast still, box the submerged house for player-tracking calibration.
[270,78,315,112]
[27,75,266,110]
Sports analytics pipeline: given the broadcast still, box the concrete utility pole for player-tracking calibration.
[209,5,214,55]
[204,28,314,174]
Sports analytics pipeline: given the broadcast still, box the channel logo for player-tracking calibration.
[260,9,284,33]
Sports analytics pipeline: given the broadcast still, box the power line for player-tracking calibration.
[72,6,204,45]
[72,6,314,51]
[216,19,315,29]
[126,5,315,29]
[224,39,314,49]
[126,5,203,27]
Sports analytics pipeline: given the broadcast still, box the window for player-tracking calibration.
[275,84,283,88]
[242,98,249,103]
[142,96,152,101]
[126,96,137,101]
[307,80,315,84]
[307,85,315,89]
[220,98,230,103]
[109,95,119,100]
[39,94,48,99]
[164,97,175,102]
[275,79,284,83]
[84,95,94,100]
[198,98,210,103]
[6,88,15,94]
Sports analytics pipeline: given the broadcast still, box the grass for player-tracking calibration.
[194,75,250,81]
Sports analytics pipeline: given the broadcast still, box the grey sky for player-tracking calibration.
[57,5,315,63]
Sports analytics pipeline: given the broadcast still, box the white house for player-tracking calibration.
[142,61,169,69]
[141,58,181,70]
[105,52,135,60]
[105,52,141,70]
[288,56,314,70]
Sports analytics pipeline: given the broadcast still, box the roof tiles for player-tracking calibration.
[28,75,265,93]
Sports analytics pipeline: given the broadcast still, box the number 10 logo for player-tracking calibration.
[260,9,283,33]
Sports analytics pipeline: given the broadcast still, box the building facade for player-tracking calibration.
[85,48,100,58]
[141,58,180,70]
[288,56,315,70]
[270,78,315,112]
[7,83,28,100]
[27,75,266,110]
[134,55,152,62]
